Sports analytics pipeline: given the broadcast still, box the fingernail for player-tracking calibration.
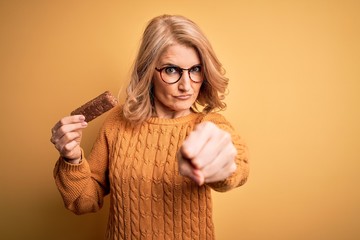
[79,115,85,120]
[82,122,88,126]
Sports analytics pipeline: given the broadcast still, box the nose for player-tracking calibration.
[178,70,191,92]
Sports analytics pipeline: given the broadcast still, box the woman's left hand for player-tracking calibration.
[177,122,237,185]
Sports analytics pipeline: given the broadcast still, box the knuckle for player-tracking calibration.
[230,145,237,157]
[181,147,192,160]
[178,162,191,177]
[59,118,67,126]
[63,143,71,152]
[203,168,214,179]
[200,121,215,131]
[230,162,237,173]
[223,131,231,142]
[207,122,216,131]
[57,126,65,136]
[178,164,186,175]
[63,132,74,141]
[63,142,76,154]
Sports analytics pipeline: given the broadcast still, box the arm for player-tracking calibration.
[205,118,249,192]
[52,116,111,215]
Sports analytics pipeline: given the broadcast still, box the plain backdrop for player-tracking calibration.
[1,0,359,239]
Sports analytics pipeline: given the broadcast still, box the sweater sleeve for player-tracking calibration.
[53,118,111,215]
[202,113,250,192]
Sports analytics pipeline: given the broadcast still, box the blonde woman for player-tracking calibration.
[51,14,249,239]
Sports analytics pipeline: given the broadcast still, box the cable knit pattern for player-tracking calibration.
[53,105,249,240]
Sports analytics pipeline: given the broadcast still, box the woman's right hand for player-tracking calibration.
[50,115,88,163]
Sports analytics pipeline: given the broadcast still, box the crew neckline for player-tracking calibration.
[146,112,201,125]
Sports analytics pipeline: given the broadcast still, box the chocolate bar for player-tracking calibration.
[70,91,118,122]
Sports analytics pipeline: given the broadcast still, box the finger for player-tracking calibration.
[57,122,87,138]
[60,140,80,158]
[51,115,86,144]
[55,130,82,159]
[52,115,86,134]
[194,169,205,186]
[54,131,81,152]
[177,151,194,177]
[205,161,237,183]
[192,128,233,169]
[177,152,203,185]
[180,122,216,164]
[201,143,237,179]
[51,121,87,144]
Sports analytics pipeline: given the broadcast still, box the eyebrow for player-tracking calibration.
[159,63,202,68]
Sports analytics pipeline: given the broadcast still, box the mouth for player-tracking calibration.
[174,94,192,100]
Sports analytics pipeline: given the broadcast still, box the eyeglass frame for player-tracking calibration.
[154,64,204,84]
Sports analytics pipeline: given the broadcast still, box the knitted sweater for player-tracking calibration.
[54,106,249,240]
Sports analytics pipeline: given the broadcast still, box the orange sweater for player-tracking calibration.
[54,106,249,239]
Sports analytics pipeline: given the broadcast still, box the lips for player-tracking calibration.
[175,94,192,100]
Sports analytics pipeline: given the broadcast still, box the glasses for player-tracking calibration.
[155,65,204,84]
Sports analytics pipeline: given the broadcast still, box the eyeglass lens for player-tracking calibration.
[159,66,203,83]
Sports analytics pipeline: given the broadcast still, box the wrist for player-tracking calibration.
[63,156,82,164]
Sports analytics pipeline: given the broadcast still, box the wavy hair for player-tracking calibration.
[122,14,229,124]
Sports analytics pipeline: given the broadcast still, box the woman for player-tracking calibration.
[51,14,249,239]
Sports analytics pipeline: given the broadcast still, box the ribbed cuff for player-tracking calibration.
[58,149,86,171]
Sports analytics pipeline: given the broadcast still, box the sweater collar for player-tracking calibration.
[146,112,201,125]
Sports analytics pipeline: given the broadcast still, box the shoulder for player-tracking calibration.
[100,105,126,133]
[200,112,236,132]
[104,104,123,123]
[201,112,229,124]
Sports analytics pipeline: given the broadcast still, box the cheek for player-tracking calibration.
[153,83,173,99]
[152,77,165,96]
[193,83,203,94]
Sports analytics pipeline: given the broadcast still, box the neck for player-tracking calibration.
[153,108,192,119]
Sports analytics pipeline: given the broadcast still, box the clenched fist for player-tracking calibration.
[178,121,237,185]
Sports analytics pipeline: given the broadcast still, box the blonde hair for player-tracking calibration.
[122,14,229,124]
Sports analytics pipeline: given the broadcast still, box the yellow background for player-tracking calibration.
[1,0,359,239]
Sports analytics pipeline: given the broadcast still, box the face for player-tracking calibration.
[152,44,203,118]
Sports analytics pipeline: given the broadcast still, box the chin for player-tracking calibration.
[173,103,193,111]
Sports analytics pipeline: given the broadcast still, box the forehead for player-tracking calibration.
[158,44,201,67]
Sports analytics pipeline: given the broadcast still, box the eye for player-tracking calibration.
[190,65,202,73]
[164,66,179,75]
